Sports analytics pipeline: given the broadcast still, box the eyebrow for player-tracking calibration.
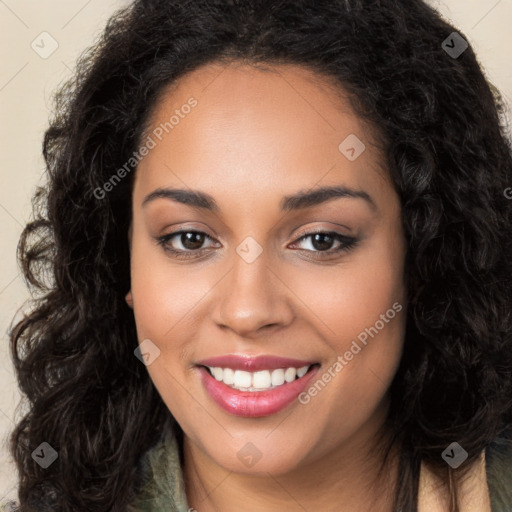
[142,185,377,213]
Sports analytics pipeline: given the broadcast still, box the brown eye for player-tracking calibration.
[156,230,218,259]
[156,229,358,261]
[309,233,336,251]
[178,231,207,250]
[290,231,358,259]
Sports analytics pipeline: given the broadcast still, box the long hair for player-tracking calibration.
[9,0,512,510]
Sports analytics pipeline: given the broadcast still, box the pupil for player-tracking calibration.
[182,232,204,250]
[312,233,333,251]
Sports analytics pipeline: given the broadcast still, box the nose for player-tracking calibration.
[212,249,294,338]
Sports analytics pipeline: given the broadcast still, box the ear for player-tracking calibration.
[125,290,134,309]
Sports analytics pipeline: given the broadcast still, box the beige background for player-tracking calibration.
[1,0,511,503]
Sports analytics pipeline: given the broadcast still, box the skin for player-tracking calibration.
[125,61,409,511]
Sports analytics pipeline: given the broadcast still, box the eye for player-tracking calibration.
[156,230,219,259]
[156,229,359,260]
[289,230,359,259]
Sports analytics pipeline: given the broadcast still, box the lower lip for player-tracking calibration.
[198,365,320,417]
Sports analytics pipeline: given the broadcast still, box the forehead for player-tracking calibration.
[134,61,390,209]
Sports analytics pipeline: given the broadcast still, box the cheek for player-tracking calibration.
[128,238,206,423]
[295,228,406,423]
[288,226,406,349]
[288,224,406,418]
[129,231,209,341]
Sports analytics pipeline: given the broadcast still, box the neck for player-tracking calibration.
[418,452,491,512]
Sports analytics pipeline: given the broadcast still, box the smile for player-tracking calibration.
[204,365,312,391]
[196,355,321,417]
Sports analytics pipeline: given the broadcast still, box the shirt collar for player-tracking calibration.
[130,427,190,512]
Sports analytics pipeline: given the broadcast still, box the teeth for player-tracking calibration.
[253,370,271,389]
[284,367,297,382]
[212,367,223,381]
[233,370,252,388]
[297,366,309,378]
[223,367,235,385]
[206,365,312,391]
[271,369,285,386]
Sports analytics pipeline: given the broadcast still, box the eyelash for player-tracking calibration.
[155,229,359,261]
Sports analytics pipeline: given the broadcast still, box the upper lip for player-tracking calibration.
[197,354,317,372]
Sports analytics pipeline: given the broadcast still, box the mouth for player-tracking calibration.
[201,363,318,392]
[196,356,321,417]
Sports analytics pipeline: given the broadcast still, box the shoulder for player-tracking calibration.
[486,426,512,512]
[0,431,187,512]
[128,427,190,512]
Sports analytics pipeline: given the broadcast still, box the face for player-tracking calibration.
[126,61,408,476]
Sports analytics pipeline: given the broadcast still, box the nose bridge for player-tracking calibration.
[213,238,293,336]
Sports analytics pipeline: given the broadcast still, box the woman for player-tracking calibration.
[5,0,512,511]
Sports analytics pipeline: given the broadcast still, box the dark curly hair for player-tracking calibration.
[9,0,512,510]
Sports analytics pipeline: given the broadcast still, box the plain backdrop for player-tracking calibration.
[1,0,511,504]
